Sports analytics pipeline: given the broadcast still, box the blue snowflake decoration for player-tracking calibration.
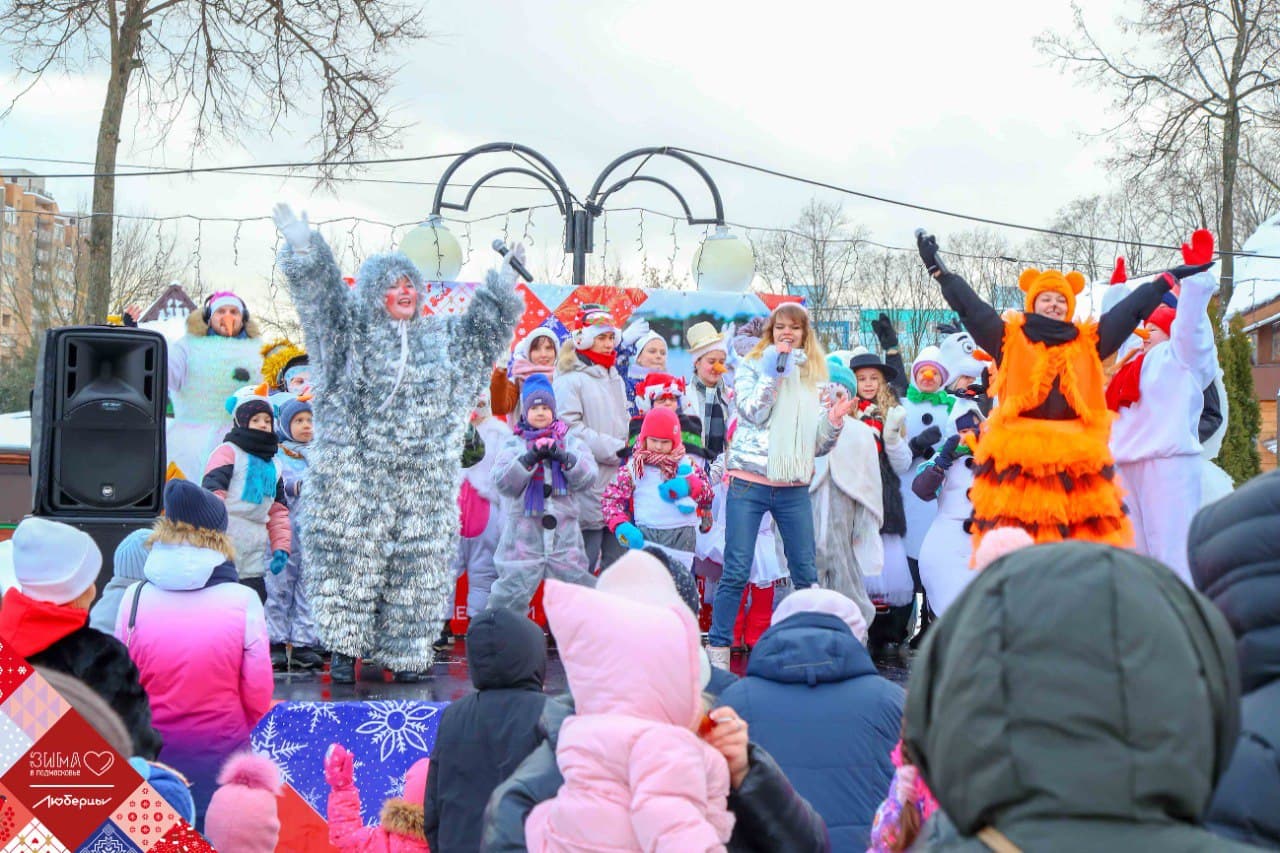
[252,700,446,824]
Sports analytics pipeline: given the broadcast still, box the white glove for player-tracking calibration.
[621,318,651,348]
[791,349,808,367]
[883,406,908,446]
[499,241,528,287]
[272,203,312,253]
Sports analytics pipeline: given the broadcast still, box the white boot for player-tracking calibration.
[707,646,731,670]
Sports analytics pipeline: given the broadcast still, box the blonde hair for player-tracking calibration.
[747,303,829,384]
[853,365,899,414]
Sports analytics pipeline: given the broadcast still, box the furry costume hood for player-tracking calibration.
[186,309,261,339]
[380,799,427,840]
[147,516,237,562]
[354,251,426,319]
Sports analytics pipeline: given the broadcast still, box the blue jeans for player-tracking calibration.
[709,478,818,647]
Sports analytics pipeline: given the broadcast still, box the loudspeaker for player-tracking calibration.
[31,326,168,518]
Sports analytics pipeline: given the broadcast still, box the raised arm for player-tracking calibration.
[1097,274,1174,359]
[916,231,1004,360]
[1170,269,1220,387]
[447,250,525,381]
[871,313,909,398]
[272,203,354,386]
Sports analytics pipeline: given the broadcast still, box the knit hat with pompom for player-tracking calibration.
[203,752,283,853]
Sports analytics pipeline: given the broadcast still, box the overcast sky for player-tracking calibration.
[0,0,1126,320]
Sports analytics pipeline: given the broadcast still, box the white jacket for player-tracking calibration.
[1111,271,1219,464]
[554,351,630,529]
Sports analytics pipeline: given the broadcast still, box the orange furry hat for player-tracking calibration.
[1020,268,1087,319]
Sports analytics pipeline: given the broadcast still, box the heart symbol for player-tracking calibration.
[83,751,114,777]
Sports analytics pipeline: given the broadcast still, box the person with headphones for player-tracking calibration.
[166,291,263,482]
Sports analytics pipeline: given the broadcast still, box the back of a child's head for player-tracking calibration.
[204,752,282,853]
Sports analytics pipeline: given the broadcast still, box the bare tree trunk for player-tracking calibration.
[1219,105,1240,309]
[86,5,145,324]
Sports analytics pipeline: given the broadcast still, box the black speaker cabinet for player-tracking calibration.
[31,326,168,518]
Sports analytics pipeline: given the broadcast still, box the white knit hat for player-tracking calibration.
[12,517,102,604]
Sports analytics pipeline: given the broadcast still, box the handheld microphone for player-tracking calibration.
[492,239,534,283]
[775,347,790,375]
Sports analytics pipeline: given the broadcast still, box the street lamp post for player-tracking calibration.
[404,143,753,290]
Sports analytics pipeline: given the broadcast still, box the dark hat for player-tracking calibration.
[163,479,228,533]
[848,352,899,383]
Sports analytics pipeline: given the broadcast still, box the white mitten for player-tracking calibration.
[883,406,908,446]
[500,241,528,287]
[621,318,652,349]
[272,203,312,253]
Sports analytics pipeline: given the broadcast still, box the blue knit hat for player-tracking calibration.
[163,479,228,533]
[276,396,313,443]
[826,356,858,396]
[521,374,556,418]
[112,528,151,581]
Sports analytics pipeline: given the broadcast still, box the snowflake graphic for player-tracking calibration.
[251,716,306,784]
[293,701,342,734]
[354,702,438,762]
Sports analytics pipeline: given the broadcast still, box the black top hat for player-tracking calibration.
[848,352,899,383]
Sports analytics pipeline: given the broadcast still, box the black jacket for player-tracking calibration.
[907,542,1248,852]
[423,608,547,853]
[29,627,164,760]
[1189,470,1280,849]
[480,695,831,852]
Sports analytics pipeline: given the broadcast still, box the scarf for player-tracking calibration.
[509,357,554,381]
[224,427,279,505]
[578,349,617,371]
[515,419,570,517]
[632,444,685,481]
[695,378,727,457]
[856,398,885,451]
[906,386,955,410]
[1105,349,1145,411]
[766,371,821,483]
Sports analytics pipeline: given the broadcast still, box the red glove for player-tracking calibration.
[324,743,355,789]
[1181,229,1215,266]
[1109,257,1127,285]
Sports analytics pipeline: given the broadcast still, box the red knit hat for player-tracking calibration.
[634,373,686,413]
[1146,305,1176,337]
[638,407,682,449]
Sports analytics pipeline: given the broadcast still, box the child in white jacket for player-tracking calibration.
[1107,231,1220,584]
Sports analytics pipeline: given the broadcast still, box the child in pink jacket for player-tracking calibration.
[325,743,431,853]
[525,578,734,852]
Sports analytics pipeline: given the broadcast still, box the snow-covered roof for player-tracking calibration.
[1226,214,1280,318]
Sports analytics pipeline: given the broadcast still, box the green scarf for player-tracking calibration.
[907,386,955,410]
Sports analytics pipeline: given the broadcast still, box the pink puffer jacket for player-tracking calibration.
[526,579,734,852]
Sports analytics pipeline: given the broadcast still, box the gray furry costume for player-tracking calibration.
[276,213,522,671]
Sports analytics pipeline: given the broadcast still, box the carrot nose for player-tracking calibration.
[919,367,938,383]
[973,350,993,363]
[711,362,728,375]
[1134,328,1151,341]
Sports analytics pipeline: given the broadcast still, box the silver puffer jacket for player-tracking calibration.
[725,354,840,481]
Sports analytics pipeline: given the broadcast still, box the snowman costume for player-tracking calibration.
[899,345,954,562]
[273,204,522,672]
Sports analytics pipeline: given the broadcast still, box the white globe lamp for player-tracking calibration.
[399,214,463,281]
[692,225,755,292]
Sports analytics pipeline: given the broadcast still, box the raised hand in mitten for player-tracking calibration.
[621,318,652,350]
[269,550,289,575]
[871,313,899,351]
[499,241,528,287]
[916,229,949,277]
[1170,229,1216,279]
[615,522,646,550]
[272,203,312,253]
[1110,257,1127,285]
[324,743,355,789]
[908,425,944,460]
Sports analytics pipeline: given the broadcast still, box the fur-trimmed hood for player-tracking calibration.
[147,516,237,562]
[186,309,261,339]
[379,798,426,841]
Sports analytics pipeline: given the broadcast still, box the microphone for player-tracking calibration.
[774,346,790,375]
[492,239,534,283]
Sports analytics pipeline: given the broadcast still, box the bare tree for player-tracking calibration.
[0,0,429,324]
[1021,192,1154,280]
[855,248,952,360]
[1039,0,1280,306]
[756,199,867,348]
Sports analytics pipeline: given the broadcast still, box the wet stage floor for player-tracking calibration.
[272,638,914,703]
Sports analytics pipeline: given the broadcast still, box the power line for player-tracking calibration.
[0,150,471,179]
[0,154,553,192]
[664,145,1278,262]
